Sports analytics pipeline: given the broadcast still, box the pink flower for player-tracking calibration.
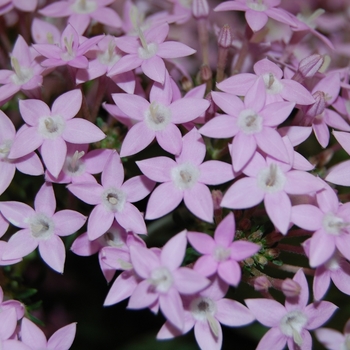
[246,269,338,350]
[316,318,350,350]
[187,213,260,286]
[137,128,234,223]
[0,182,86,273]
[8,89,105,177]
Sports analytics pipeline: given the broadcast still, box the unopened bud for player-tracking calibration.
[305,91,326,118]
[218,24,232,48]
[281,278,301,298]
[212,190,223,210]
[265,248,280,259]
[249,230,263,241]
[299,54,324,78]
[192,0,209,19]
[254,276,272,292]
[255,254,268,266]
[200,64,212,82]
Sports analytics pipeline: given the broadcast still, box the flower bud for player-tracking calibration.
[299,54,324,78]
[281,278,301,298]
[218,24,232,48]
[192,0,209,19]
[254,276,272,292]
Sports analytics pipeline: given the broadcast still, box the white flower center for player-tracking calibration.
[149,266,173,293]
[144,101,171,131]
[64,151,85,177]
[71,0,97,14]
[179,0,193,8]
[98,40,121,66]
[138,42,158,60]
[262,73,283,95]
[0,140,12,160]
[38,115,65,139]
[102,227,125,248]
[322,212,348,235]
[325,255,340,271]
[171,163,200,190]
[280,310,308,346]
[29,213,55,240]
[247,0,267,11]
[61,35,75,61]
[257,163,286,193]
[237,109,263,134]
[213,246,231,262]
[10,57,33,86]
[102,187,126,212]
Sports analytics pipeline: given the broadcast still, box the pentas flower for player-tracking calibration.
[291,183,350,267]
[221,152,325,234]
[8,89,105,178]
[112,73,210,156]
[33,24,103,69]
[20,318,77,350]
[157,277,255,350]
[0,35,44,106]
[200,81,294,171]
[0,182,86,273]
[109,22,196,84]
[187,213,260,286]
[39,0,122,35]
[316,318,350,350]
[137,128,234,223]
[214,0,296,32]
[127,231,210,331]
[245,269,338,350]
[217,57,315,105]
[0,285,25,320]
[0,110,43,196]
[67,151,155,238]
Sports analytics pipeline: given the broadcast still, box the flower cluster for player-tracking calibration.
[0,0,350,349]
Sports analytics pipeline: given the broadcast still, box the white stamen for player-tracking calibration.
[10,57,33,86]
[262,73,283,95]
[71,0,97,14]
[237,109,263,134]
[171,163,200,190]
[213,246,231,262]
[280,310,308,346]
[257,163,286,193]
[144,102,171,131]
[322,212,349,235]
[98,40,121,66]
[0,140,12,159]
[190,296,217,335]
[247,0,267,11]
[149,267,173,293]
[102,187,126,212]
[29,213,55,240]
[64,151,85,176]
[38,115,65,139]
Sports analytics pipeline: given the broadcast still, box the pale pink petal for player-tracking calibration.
[41,138,67,178]
[332,260,350,296]
[335,235,350,262]
[211,91,244,116]
[199,114,239,138]
[156,124,182,155]
[67,181,103,205]
[333,130,350,155]
[47,323,76,350]
[231,132,256,172]
[291,205,323,231]
[128,280,158,309]
[145,182,183,220]
[313,265,331,301]
[309,231,335,267]
[230,241,260,261]
[90,7,122,28]
[115,202,147,234]
[281,80,315,105]
[9,127,43,159]
[15,152,44,176]
[218,259,241,286]
[108,54,143,76]
[136,157,174,182]
[194,319,222,350]
[216,73,257,95]
[214,1,248,12]
[326,160,350,186]
[38,235,65,273]
[176,128,206,165]
[313,120,330,148]
[53,210,86,236]
[245,77,266,111]
[159,289,184,331]
[324,109,350,131]
[254,58,283,78]
[305,301,338,329]
[285,269,309,310]
[187,231,215,254]
[39,2,72,17]
[101,151,123,188]
[193,255,218,276]
[315,328,345,350]
[160,231,186,270]
[284,170,324,195]
[256,327,286,350]
[63,119,105,143]
[170,98,210,124]
[122,175,155,202]
[21,318,47,349]
[0,162,15,196]
[141,56,166,84]
[0,308,17,340]
[265,191,291,234]
[216,299,255,326]
[199,160,234,185]
[245,10,268,32]
[157,42,196,58]
[13,0,37,12]
[214,212,235,247]
[70,232,101,256]
[87,205,114,240]
[129,245,159,279]
[34,182,56,216]
[184,183,213,223]
[0,202,34,228]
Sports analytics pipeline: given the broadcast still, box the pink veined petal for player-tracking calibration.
[309,231,335,267]
[38,2,72,17]
[254,58,283,78]
[12,35,32,66]
[156,123,182,155]
[324,109,350,131]
[0,162,15,196]
[245,10,269,32]
[2,229,38,260]
[161,231,187,271]
[291,205,323,231]
[21,318,47,349]
[136,157,174,182]
[104,270,138,305]
[115,202,147,234]
[176,128,206,165]
[230,241,260,261]
[83,148,113,174]
[193,255,218,277]
[194,320,222,350]
[0,202,34,228]
[313,266,331,301]
[216,299,255,326]
[244,77,266,111]
[284,170,325,195]
[108,54,143,77]
[221,177,265,209]
[231,132,257,172]
[157,41,196,58]
[144,22,169,44]
[0,83,20,104]
[211,91,244,116]
[15,152,44,176]
[129,245,159,279]
[87,204,114,240]
[41,138,67,178]
[198,160,234,185]
[8,127,43,159]
[101,151,124,188]
[115,36,139,54]
[34,182,56,217]
[184,183,213,223]
[67,14,90,36]
[313,119,330,148]
[0,308,17,340]
[326,160,350,186]
[38,235,66,273]
[218,259,241,286]
[62,119,105,143]
[214,212,235,247]
[199,114,239,138]
[264,191,291,234]
[122,175,155,202]
[47,323,77,350]
[281,79,315,105]
[256,327,287,350]
[127,279,159,309]
[53,210,86,236]
[149,72,173,105]
[32,43,63,60]
[70,232,101,256]
[315,328,345,350]
[187,231,215,254]
[159,288,184,331]
[90,7,122,28]
[145,182,183,220]
[260,101,295,127]
[51,89,82,120]
[305,301,338,330]
[120,122,155,157]
[170,98,210,124]
[217,73,257,95]
[141,55,166,84]
[67,181,103,205]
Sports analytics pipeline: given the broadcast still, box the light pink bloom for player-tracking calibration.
[109,22,196,84]
[316,318,350,350]
[39,0,122,35]
[128,231,210,331]
[157,277,255,350]
[0,182,86,273]
[8,89,105,177]
[137,128,234,223]
[246,269,338,350]
[20,318,76,350]
[187,213,260,286]
[221,152,324,234]
[68,151,155,238]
